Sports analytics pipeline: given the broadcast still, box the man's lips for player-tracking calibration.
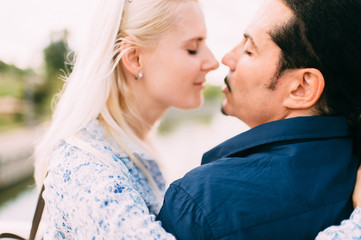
[224,76,231,93]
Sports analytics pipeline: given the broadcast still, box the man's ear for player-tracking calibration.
[283,68,325,110]
[120,41,142,78]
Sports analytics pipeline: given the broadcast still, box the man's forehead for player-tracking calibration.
[246,0,293,38]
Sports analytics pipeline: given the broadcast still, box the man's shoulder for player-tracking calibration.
[162,155,285,238]
[174,156,244,187]
[160,157,258,239]
[170,155,271,209]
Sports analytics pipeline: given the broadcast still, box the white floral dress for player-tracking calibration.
[43,119,175,239]
[315,207,361,240]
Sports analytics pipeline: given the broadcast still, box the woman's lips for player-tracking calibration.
[194,81,205,88]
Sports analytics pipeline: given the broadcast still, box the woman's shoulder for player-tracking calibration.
[47,119,164,191]
[72,119,150,160]
[48,119,130,177]
[46,118,165,205]
[45,125,139,205]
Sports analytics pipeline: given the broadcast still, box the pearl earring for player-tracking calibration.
[135,72,143,80]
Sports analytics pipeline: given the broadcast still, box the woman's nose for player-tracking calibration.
[202,46,219,72]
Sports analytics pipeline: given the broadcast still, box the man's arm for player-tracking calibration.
[157,182,214,240]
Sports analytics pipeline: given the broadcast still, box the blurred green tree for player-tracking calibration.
[35,30,73,115]
[44,33,71,76]
[0,30,72,129]
[0,61,35,130]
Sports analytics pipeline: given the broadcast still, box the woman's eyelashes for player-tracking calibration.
[188,49,197,55]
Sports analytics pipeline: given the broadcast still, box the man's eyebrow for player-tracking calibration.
[243,33,259,52]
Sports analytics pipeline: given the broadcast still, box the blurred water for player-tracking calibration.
[0,179,38,235]
[0,185,37,222]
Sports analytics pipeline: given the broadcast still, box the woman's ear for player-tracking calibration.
[283,68,325,110]
[120,40,142,78]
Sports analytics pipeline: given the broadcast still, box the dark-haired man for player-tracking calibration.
[157,0,361,239]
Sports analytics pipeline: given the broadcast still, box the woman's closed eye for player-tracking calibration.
[188,49,197,55]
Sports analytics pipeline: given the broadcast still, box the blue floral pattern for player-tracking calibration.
[43,119,175,239]
[315,207,361,239]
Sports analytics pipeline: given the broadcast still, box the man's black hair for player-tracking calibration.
[270,0,361,154]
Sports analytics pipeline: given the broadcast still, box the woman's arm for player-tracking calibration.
[315,166,361,239]
[353,167,361,208]
[315,207,361,239]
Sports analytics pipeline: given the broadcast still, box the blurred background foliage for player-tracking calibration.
[0,30,71,132]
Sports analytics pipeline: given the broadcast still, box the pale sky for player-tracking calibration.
[0,0,263,85]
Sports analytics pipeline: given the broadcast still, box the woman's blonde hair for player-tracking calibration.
[34,0,197,198]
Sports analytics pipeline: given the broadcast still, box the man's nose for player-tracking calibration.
[221,50,236,71]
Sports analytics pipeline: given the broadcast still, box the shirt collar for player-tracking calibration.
[202,116,350,165]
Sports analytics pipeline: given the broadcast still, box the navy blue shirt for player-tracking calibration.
[157,116,359,240]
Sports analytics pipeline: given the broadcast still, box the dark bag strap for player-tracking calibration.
[0,233,25,240]
[0,184,45,240]
[28,184,45,240]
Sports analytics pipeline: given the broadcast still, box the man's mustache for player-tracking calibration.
[221,76,231,116]
[224,76,231,93]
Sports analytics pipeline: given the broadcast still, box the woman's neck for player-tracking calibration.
[125,103,167,141]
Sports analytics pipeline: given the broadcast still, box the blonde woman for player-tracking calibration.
[34,0,218,238]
